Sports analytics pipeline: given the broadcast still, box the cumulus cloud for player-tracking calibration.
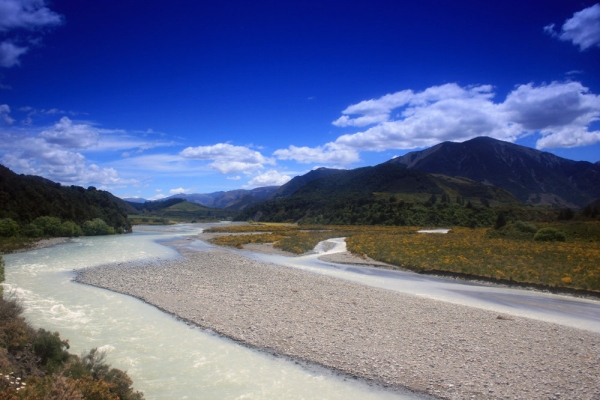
[0,116,136,186]
[0,41,27,67]
[38,116,100,148]
[0,0,63,31]
[180,143,275,174]
[544,4,600,50]
[169,187,189,195]
[328,81,600,153]
[274,143,360,164]
[247,170,291,187]
[0,103,14,124]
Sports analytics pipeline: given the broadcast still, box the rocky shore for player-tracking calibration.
[76,247,600,400]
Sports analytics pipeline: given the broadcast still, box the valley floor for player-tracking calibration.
[75,241,600,400]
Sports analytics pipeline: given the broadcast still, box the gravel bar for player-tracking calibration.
[75,247,600,400]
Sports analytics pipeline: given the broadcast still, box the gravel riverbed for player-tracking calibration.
[75,247,600,400]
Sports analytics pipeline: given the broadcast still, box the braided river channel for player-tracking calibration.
[3,224,421,400]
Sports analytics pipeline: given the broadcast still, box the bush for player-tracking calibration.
[60,221,83,237]
[83,219,115,236]
[31,216,63,236]
[23,223,44,238]
[32,329,70,373]
[534,227,567,242]
[514,220,537,233]
[0,218,19,237]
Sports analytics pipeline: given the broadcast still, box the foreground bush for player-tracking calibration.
[534,227,567,242]
[0,254,143,399]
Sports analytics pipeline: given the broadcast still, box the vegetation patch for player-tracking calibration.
[0,254,144,399]
[207,220,600,292]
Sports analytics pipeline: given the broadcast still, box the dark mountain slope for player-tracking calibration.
[269,168,345,199]
[236,162,516,224]
[0,165,132,231]
[388,137,600,208]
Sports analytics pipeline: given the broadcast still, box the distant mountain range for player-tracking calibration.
[126,137,600,222]
[123,186,279,211]
[388,137,600,208]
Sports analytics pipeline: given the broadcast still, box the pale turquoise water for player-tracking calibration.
[2,224,419,400]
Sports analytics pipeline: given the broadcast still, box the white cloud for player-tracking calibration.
[169,187,189,195]
[324,81,600,153]
[180,143,275,174]
[0,0,63,68]
[0,116,136,186]
[0,104,14,124]
[148,193,166,201]
[247,170,291,187]
[38,116,99,149]
[0,41,27,67]
[274,143,360,164]
[544,4,600,50]
[227,175,241,180]
[0,0,63,31]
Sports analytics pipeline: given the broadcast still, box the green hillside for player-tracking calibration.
[128,199,236,224]
[236,163,520,227]
[0,165,132,235]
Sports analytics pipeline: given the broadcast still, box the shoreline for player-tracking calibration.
[75,244,600,400]
[8,237,72,253]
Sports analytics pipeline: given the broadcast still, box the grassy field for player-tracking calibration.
[206,220,600,292]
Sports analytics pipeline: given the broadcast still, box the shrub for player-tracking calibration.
[60,221,83,237]
[0,218,19,237]
[32,329,70,373]
[23,223,44,238]
[534,227,566,242]
[514,220,537,233]
[31,216,63,236]
[83,219,115,236]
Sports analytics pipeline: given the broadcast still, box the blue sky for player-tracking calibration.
[1,0,599,200]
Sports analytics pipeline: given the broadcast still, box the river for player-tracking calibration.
[2,224,419,400]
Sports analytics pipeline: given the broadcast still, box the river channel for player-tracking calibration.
[3,224,419,400]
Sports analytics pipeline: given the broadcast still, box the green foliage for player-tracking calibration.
[0,295,144,399]
[514,220,537,233]
[0,164,132,234]
[83,218,115,236]
[534,227,567,242]
[31,216,63,236]
[494,212,507,230]
[60,220,83,237]
[0,218,19,237]
[0,254,4,296]
[33,329,70,373]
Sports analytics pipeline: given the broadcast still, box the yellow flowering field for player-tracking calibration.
[206,221,600,291]
[346,226,600,291]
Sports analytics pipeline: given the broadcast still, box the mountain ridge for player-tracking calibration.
[387,137,600,208]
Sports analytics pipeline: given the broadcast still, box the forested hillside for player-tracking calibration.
[0,165,132,235]
[236,163,519,227]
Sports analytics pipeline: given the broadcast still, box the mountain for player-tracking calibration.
[164,186,279,210]
[269,168,345,199]
[388,137,600,208]
[0,164,133,232]
[236,162,517,225]
[122,197,147,203]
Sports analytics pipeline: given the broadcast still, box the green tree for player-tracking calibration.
[83,218,115,236]
[0,218,19,237]
[60,221,83,237]
[32,216,63,236]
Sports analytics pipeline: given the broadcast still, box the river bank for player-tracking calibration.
[76,245,600,400]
